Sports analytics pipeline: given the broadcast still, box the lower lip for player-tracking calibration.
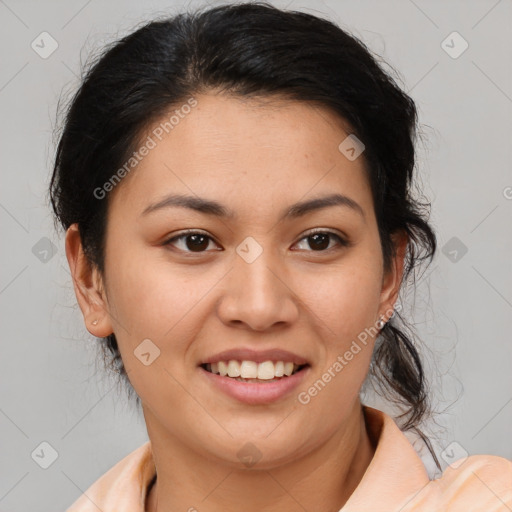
[199,366,310,405]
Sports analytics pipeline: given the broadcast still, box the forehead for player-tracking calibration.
[108,93,373,220]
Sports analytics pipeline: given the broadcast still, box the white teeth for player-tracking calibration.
[240,361,258,379]
[257,361,275,380]
[227,360,241,377]
[206,360,302,380]
[283,362,294,376]
[218,361,228,376]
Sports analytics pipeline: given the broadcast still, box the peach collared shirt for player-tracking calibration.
[66,406,512,511]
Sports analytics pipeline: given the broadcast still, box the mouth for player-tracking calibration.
[201,360,309,383]
[198,348,311,404]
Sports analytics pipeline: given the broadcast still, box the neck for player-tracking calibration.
[145,401,374,512]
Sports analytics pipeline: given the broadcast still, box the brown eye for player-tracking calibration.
[293,230,349,252]
[307,233,330,251]
[163,231,219,253]
[183,234,210,252]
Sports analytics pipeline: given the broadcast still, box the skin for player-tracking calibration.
[66,92,407,512]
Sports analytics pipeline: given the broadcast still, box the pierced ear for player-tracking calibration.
[65,223,113,337]
[378,230,408,320]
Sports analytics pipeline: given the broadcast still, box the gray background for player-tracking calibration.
[0,0,511,510]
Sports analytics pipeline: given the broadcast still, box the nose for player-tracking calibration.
[216,248,300,331]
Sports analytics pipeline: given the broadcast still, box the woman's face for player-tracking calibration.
[72,93,404,468]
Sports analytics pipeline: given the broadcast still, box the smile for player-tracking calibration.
[202,360,306,382]
[199,359,310,404]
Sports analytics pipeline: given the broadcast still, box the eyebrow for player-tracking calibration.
[141,192,365,221]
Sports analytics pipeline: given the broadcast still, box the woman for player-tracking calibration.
[50,2,512,511]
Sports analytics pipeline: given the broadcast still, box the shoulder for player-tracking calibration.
[66,441,155,512]
[424,454,512,511]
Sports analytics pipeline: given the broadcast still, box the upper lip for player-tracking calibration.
[201,348,309,366]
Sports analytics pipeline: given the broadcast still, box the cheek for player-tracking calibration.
[295,268,380,427]
[105,247,194,335]
[103,252,200,404]
[300,256,383,338]
[103,246,223,387]
[100,253,189,381]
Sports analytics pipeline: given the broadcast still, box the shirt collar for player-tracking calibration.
[341,406,430,511]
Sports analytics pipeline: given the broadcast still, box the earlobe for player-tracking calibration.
[65,223,113,337]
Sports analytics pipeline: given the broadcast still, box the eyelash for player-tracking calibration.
[162,228,351,255]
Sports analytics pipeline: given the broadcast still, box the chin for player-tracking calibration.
[199,431,314,471]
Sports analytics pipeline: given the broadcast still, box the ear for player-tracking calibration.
[65,223,113,337]
[378,230,408,322]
